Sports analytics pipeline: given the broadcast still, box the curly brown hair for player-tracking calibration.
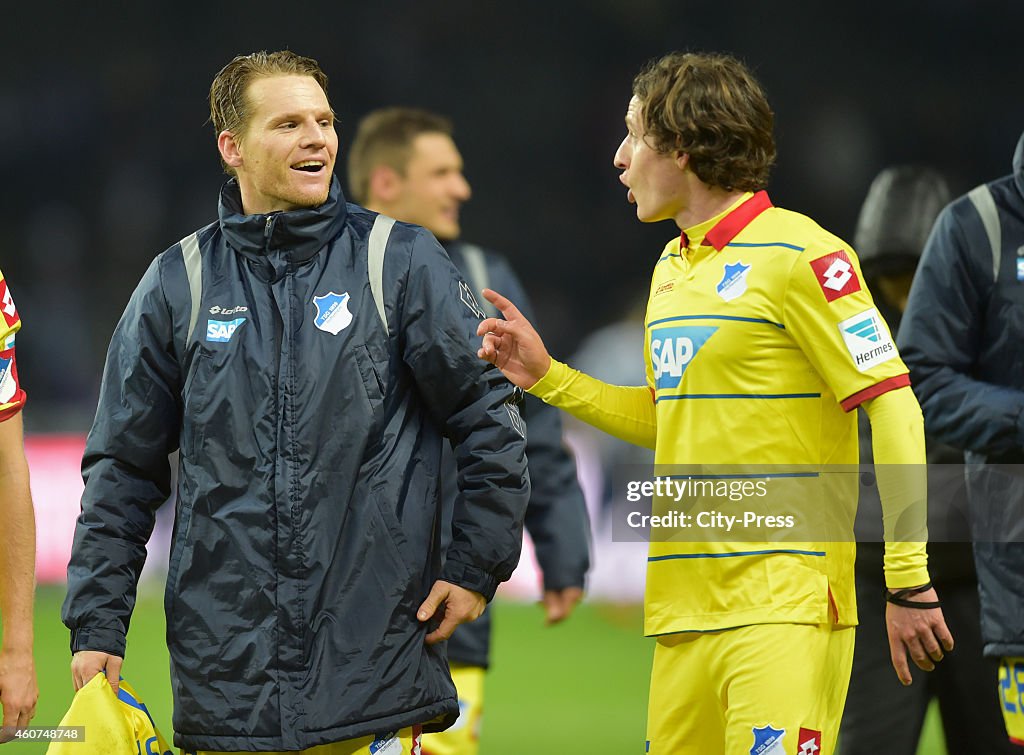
[209,50,330,174]
[633,52,775,192]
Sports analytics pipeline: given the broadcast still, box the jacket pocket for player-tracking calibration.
[164,499,195,623]
[353,343,385,406]
[180,349,211,458]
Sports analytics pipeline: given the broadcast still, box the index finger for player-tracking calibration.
[481,289,523,320]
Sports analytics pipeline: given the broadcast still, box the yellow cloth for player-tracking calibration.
[645,623,855,754]
[999,657,1024,746]
[46,674,173,755]
[420,664,484,755]
[530,191,929,635]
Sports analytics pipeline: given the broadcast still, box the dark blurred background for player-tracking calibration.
[3,0,1022,431]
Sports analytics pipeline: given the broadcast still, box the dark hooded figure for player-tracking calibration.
[842,166,1016,754]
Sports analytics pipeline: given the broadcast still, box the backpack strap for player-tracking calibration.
[967,184,1002,282]
[368,214,397,335]
[180,232,203,344]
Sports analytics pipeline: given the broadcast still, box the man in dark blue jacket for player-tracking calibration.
[899,131,1024,747]
[61,50,530,754]
[841,166,1014,754]
[348,107,590,755]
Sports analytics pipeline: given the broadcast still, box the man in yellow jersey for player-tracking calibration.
[476,52,953,754]
[0,269,38,742]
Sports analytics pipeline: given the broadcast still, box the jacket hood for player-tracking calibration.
[854,165,951,273]
[218,175,348,262]
[1014,129,1024,199]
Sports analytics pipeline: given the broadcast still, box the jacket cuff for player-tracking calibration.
[441,560,500,602]
[70,627,126,657]
[541,575,587,593]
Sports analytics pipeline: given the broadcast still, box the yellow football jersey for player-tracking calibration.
[641,191,912,635]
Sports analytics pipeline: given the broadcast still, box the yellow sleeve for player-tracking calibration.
[864,385,930,589]
[782,243,910,409]
[528,359,657,449]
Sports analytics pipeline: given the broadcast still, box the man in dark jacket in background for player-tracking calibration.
[840,166,1014,753]
[62,51,530,754]
[899,132,1024,747]
[348,106,591,755]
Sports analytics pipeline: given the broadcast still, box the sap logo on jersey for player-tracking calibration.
[838,308,896,372]
[750,725,786,755]
[206,318,247,343]
[650,326,717,390]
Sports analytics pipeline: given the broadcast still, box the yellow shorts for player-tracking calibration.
[420,664,485,755]
[186,726,421,755]
[646,623,855,755]
[999,657,1024,746]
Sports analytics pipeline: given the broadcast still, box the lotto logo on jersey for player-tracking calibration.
[797,728,822,754]
[809,250,861,302]
[838,308,896,372]
[0,279,18,328]
[650,325,718,390]
[206,318,247,343]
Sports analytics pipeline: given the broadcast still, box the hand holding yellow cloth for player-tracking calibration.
[46,674,172,755]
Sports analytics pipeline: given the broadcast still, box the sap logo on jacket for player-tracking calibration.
[206,318,247,343]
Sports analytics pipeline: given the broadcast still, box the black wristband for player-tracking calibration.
[884,581,941,609]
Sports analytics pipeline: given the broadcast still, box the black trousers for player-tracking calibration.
[840,544,1012,755]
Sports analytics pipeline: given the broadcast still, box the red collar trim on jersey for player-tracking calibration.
[703,190,773,251]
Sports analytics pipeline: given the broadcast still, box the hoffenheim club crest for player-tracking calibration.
[750,725,786,755]
[313,292,353,335]
[716,261,751,302]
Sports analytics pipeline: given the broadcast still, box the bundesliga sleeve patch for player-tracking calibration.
[838,308,897,372]
[809,250,861,302]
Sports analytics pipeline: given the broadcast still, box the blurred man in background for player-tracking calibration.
[476,51,952,754]
[62,50,530,754]
[348,107,590,755]
[840,166,1013,753]
[899,130,1024,748]
[0,269,37,741]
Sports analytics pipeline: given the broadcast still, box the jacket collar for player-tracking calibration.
[218,175,349,263]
